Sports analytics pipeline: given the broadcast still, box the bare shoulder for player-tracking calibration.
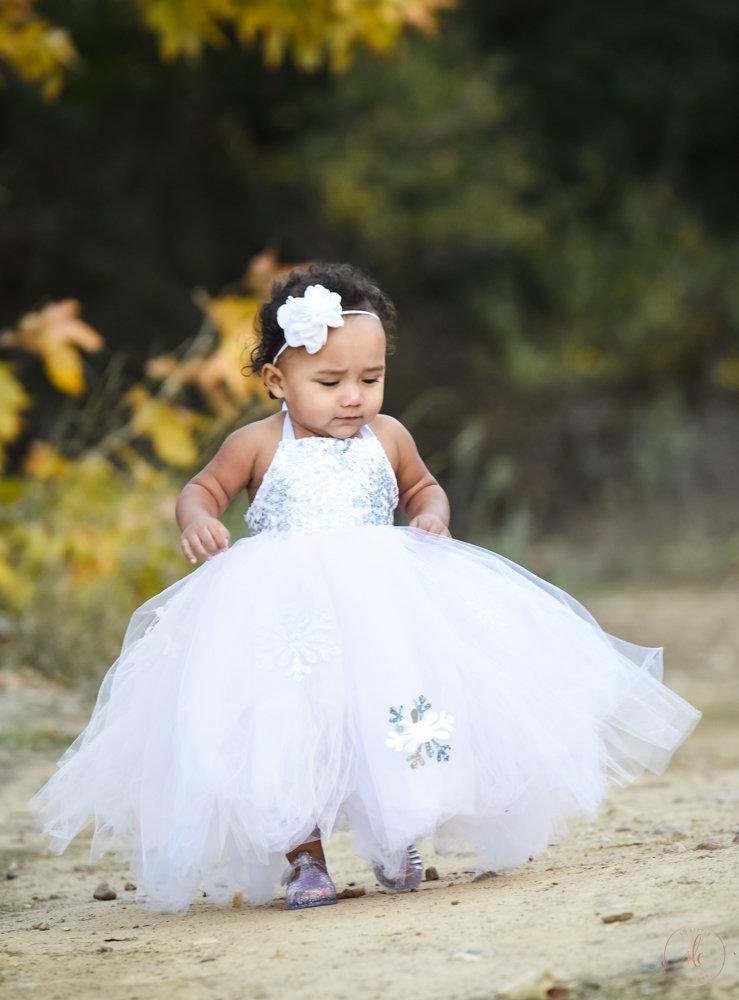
[231,411,283,448]
[215,413,278,463]
[367,413,419,469]
[185,412,283,508]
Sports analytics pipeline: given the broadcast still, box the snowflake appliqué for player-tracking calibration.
[385,694,455,768]
[465,594,508,629]
[254,609,340,682]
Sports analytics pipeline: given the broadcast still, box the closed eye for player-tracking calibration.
[317,378,382,387]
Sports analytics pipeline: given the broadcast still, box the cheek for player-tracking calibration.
[366,386,384,411]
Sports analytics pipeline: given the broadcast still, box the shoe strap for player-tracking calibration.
[280,850,326,886]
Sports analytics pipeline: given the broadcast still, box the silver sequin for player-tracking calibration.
[244,431,399,536]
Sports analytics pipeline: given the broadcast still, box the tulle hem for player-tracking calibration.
[27,524,702,912]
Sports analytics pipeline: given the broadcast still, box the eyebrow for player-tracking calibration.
[313,365,385,375]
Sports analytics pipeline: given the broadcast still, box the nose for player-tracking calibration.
[340,386,363,407]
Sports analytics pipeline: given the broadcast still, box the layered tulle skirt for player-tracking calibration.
[28,524,702,912]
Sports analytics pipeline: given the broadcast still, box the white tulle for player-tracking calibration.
[27,522,701,913]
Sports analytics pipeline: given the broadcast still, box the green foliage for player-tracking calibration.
[2,1,739,689]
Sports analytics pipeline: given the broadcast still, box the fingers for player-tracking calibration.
[181,520,230,563]
[181,536,197,564]
[200,524,222,557]
[409,516,449,537]
[185,530,212,563]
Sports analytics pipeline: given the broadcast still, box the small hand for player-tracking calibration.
[408,514,452,538]
[181,516,230,564]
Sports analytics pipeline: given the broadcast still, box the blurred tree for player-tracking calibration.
[1,0,739,546]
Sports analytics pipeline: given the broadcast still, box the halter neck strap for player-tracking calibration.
[280,405,374,440]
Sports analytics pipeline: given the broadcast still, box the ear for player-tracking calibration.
[261,363,286,399]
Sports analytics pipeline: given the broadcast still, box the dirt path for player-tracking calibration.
[1,587,737,1000]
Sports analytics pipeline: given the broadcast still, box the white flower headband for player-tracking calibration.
[272,282,381,365]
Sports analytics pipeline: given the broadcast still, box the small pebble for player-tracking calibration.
[424,867,439,881]
[5,870,18,880]
[601,911,633,923]
[32,921,50,930]
[694,838,725,851]
[472,869,497,882]
[93,881,117,901]
[450,899,460,905]
[124,882,137,891]
[97,945,112,954]
[336,887,365,899]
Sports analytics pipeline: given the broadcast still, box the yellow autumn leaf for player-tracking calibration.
[0,361,33,467]
[0,4,77,99]
[126,386,203,466]
[132,0,454,68]
[133,0,236,60]
[44,338,89,395]
[147,291,268,417]
[1,299,104,396]
[202,307,268,413]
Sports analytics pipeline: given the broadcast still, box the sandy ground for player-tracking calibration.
[1,586,738,1000]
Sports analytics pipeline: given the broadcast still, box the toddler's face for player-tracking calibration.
[262,314,386,438]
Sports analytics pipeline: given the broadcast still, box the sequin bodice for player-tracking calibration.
[244,409,399,536]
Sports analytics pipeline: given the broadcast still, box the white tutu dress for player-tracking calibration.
[28,407,702,913]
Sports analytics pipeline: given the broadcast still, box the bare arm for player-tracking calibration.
[176,425,259,562]
[383,416,451,537]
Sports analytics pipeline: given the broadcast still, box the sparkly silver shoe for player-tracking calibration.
[281,850,337,910]
[372,844,424,892]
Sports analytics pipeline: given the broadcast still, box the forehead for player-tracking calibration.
[288,317,386,373]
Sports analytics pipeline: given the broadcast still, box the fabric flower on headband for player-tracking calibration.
[276,283,344,356]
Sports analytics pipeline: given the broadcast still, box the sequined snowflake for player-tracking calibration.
[385,694,454,768]
[254,609,340,682]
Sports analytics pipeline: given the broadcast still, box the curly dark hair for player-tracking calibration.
[246,261,397,396]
